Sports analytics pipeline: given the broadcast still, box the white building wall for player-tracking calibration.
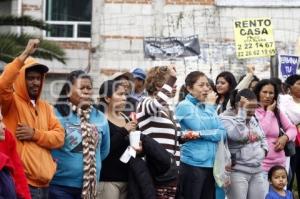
[96,3,300,86]
[5,0,300,102]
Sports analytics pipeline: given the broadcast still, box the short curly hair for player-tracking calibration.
[145,66,170,95]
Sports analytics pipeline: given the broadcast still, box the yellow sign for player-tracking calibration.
[234,18,276,59]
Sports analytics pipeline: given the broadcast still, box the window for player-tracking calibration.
[45,0,92,39]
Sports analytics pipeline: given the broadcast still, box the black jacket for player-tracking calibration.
[127,134,171,199]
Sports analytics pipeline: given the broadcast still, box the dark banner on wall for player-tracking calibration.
[143,35,200,60]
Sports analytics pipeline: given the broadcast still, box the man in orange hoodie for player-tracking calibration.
[0,39,65,199]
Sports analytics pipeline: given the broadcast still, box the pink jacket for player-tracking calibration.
[255,107,297,172]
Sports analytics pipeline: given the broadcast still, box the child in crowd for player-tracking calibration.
[265,165,293,199]
[0,109,31,199]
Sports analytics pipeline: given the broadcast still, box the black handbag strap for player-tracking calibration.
[274,110,296,156]
[274,111,285,138]
[274,111,283,129]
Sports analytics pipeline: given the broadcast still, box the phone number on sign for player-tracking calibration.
[237,42,274,50]
[237,49,276,57]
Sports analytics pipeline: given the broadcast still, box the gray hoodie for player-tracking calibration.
[220,108,268,174]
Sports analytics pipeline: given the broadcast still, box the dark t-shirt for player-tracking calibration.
[100,118,130,182]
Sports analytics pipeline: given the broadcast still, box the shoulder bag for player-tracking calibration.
[275,111,296,156]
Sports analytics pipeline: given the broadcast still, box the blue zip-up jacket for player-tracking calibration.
[265,186,293,199]
[51,108,110,188]
[175,94,226,167]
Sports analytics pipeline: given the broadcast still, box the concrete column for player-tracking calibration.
[152,0,165,37]
[90,0,105,88]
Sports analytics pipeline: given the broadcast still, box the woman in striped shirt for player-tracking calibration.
[136,65,180,199]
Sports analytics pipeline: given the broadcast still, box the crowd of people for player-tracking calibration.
[0,39,300,199]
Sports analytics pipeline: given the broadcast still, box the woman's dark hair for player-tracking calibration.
[216,71,237,112]
[178,85,188,103]
[178,71,207,102]
[239,74,259,85]
[178,71,206,102]
[285,74,300,87]
[253,79,279,114]
[55,70,92,117]
[268,165,287,181]
[253,79,279,102]
[270,77,284,94]
[249,76,260,88]
[96,80,123,112]
[185,71,206,88]
[208,78,216,92]
[230,89,257,109]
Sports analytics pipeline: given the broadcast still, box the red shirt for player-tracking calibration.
[0,129,31,199]
[0,151,14,171]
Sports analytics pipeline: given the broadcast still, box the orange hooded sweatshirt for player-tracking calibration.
[0,57,64,187]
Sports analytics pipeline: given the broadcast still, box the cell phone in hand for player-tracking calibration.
[231,153,236,167]
[130,112,137,123]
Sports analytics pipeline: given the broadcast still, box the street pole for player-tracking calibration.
[270,53,278,78]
